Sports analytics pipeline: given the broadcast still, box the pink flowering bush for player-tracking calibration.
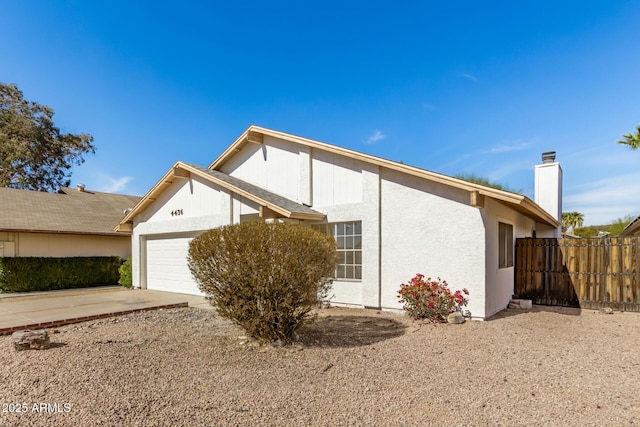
[398,274,469,322]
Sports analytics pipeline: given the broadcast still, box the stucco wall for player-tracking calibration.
[306,150,372,308]
[219,135,371,308]
[129,134,551,320]
[534,162,562,226]
[2,232,131,258]
[379,169,487,319]
[482,198,536,318]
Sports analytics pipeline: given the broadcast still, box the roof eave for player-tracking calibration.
[116,163,181,231]
[212,127,499,191]
[208,127,253,169]
[184,163,325,221]
[287,212,326,221]
[619,217,640,237]
[211,126,561,227]
[1,228,131,237]
[505,197,560,228]
[116,161,326,231]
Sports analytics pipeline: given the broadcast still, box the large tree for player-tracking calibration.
[0,82,95,192]
[617,124,640,150]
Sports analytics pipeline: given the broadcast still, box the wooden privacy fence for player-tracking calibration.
[514,237,640,311]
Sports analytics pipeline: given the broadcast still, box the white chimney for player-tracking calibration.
[534,151,562,234]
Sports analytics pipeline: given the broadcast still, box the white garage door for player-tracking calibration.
[145,235,204,296]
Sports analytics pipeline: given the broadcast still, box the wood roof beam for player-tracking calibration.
[246,130,264,145]
[115,223,133,233]
[173,168,190,179]
[470,191,485,208]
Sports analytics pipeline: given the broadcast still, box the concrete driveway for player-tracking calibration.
[0,287,211,335]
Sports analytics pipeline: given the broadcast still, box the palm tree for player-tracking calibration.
[573,211,584,232]
[617,124,640,150]
[562,212,574,233]
[562,211,584,234]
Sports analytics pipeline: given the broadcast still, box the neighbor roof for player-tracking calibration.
[0,187,141,236]
[208,125,561,228]
[620,215,640,237]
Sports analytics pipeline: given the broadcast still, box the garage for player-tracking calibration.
[117,161,326,296]
[145,234,204,296]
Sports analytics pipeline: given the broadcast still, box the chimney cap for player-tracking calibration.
[77,183,86,192]
[541,151,556,164]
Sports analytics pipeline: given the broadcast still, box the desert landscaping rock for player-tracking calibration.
[11,330,50,351]
[447,312,465,324]
[1,306,639,426]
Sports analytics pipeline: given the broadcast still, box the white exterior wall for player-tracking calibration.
[312,150,363,206]
[379,169,487,319]
[128,133,552,320]
[131,175,251,289]
[219,136,371,307]
[309,152,371,308]
[221,136,304,203]
[0,231,130,258]
[482,198,536,318]
[534,161,563,237]
[532,222,558,238]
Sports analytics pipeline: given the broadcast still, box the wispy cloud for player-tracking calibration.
[460,73,477,82]
[440,138,534,173]
[486,160,531,183]
[438,152,476,171]
[97,176,133,193]
[487,140,532,154]
[366,130,385,144]
[563,172,640,225]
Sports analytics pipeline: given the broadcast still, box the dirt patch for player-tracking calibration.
[300,308,409,347]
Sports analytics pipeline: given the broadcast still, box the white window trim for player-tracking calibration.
[311,221,362,281]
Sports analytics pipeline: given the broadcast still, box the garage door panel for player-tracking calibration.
[146,235,203,296]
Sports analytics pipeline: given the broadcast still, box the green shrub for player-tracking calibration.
[188,221,337,343]
[118,258,133,288]
[0,257,122,292]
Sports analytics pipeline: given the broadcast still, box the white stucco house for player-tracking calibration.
[116,126,562,319]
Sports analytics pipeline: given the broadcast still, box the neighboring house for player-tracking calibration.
[0,185,141,259]
[116,126,562,319]
[620,216,640,237]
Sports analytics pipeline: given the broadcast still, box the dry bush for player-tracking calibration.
[188,221,337,343]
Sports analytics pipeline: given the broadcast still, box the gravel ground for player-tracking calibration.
[1,305,639,426]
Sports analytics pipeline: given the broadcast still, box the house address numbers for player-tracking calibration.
[171,209,184,217]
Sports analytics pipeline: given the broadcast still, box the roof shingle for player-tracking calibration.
[184,163,324,218]
[0,187,141,235]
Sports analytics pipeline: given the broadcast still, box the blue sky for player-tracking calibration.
[1,1,639,225]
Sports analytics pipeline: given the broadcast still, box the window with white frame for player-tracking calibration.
[498,221,514,269]
[312,221,362,280]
